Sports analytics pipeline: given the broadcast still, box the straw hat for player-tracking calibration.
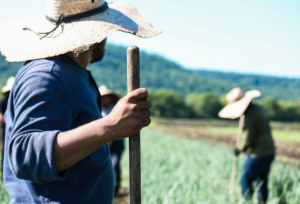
[99,85,120,103]
[218,88,261,119]
[0,0,162,62]
[2,77,15,93]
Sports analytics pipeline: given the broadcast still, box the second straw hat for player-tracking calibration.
[2,77,15,94]
[218,87,261,119]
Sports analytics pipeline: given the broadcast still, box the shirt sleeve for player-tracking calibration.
[8,71,73,183]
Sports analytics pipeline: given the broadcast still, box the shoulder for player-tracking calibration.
[12,58,70,99]
[245,103,268,120]
[14,55,80,89]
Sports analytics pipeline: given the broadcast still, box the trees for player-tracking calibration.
[260,97,300,122]
[148,89,188,118]
[260,97,281,120]
[186,93,222,119]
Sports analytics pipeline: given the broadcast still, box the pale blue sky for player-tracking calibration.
[1,0,300,77]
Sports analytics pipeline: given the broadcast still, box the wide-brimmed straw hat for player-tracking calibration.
[2,77,15,93]
[99,85,120,103]
[0,0,162,62]
[218,87,261,119]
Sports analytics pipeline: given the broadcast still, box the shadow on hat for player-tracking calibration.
[218,87,261,119]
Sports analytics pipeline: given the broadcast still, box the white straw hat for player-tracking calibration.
[0,0,162,62]
[2,77,15,93]
[99,85,120,102]
[218,87,261,119]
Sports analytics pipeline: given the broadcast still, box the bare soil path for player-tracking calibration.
[152,119,300,162]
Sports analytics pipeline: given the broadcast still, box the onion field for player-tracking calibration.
[120,128,300,204]
[1,128,300,203]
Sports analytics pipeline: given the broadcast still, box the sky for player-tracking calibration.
[1,0,300,77]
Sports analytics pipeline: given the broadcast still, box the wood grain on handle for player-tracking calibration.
[127,46,141,204]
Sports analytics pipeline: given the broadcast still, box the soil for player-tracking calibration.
[152,119,300,163]
[113,187,129,204]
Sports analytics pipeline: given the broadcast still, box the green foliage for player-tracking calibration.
[119,128,300,203]
[2,44,300,102]
[186,92,222,118]
[261,97,281,120]
[148,89,187,118]
[260,97,300,122]
[149,89,300,121]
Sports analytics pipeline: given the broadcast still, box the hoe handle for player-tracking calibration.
[127,46,141,204]
[229,114,245,195]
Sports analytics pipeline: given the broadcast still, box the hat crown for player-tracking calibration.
[226,87,244,104]
[6,77,15,86]
[46,0,105,20]
[99,85,109,93]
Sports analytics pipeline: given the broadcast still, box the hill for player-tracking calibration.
[1,44,300,101]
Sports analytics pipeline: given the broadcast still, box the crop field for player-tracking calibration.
[1,120,300,203]
[114,128,300,204]
[151,118,300,162]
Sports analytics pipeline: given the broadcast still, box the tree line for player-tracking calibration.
[2,44,300,102]
[148,89,300,122]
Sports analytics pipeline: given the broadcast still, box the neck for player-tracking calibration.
[66,50,92,69]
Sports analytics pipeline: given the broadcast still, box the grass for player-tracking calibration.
[1,128,300,203]
[121,128,300,204]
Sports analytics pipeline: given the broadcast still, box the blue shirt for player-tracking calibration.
[4,55,114,204]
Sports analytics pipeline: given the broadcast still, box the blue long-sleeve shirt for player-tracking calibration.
[4,55,114,204]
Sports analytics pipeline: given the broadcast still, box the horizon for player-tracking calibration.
[1,0,300,78]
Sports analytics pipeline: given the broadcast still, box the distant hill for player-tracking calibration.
[1,44,300,101]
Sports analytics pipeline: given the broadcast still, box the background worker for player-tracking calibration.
[99,85,125,195]
[219,87,276,204]
[0,77,15,180]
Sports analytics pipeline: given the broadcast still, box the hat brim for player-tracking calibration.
[218,90,261,119]
[0,3,162,62]
[1,85,12,93]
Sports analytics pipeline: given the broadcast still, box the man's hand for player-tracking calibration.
[54,88,151,172]
[105,88,151,140]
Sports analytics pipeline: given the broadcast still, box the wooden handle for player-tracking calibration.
[127,46,141,204]
[228,114,245,195]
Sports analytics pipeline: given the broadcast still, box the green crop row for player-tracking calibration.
[121,128,300,204]
[1,128,299,203]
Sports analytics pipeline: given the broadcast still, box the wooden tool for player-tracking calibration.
[127,46,141,204]
[229,114,245,195]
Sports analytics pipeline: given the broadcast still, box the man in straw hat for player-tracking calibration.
[99,85,124,195]
[0,0,161,203]
[0,77,15,180]
[219,88,276,204]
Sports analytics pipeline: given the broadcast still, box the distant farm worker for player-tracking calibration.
[0,0,161,203]
[99,85,125,195]
[219,87,276,204]
[0,77,15,180]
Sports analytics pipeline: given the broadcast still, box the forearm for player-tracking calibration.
[54,117,115,172]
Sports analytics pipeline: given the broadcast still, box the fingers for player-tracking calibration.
[137,100,151,110]
[142,117,151,127]
[128,88,148,100]
[141,110,151,118]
